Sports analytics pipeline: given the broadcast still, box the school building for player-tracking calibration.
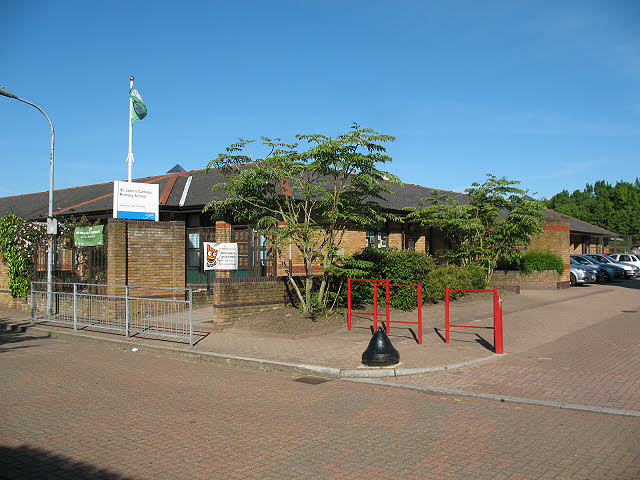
[0,165,616,322]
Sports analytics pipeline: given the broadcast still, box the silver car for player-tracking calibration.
[570,261,597,286]
[585,254,640,278]
[571,254,624,281]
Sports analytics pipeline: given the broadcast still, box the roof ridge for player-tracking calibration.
[546,208,617,235]
[400,182,465,195]
[53,177,170,215]
[0,172,186,199]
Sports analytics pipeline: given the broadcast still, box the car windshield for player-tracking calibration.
[572,256,594,265]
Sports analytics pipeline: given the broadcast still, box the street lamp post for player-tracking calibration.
[0,86,56,313]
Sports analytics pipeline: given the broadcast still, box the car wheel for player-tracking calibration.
[603,271,611,282]
[570,273,576,286]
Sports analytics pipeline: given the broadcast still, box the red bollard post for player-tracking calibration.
[385,278,390,334]
[373,282,378,332]
[417,283,423,345]
[347,278,352,331]
[445,287,450,343]
[493,289,504,354]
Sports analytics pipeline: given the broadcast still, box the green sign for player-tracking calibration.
[74,225,104,247]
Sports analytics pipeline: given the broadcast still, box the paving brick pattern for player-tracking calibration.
[1,332,639,479]
[185,282,640,374]
[392,283,640,411]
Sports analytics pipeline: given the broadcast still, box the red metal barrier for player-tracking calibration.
[445,288,503,354]
[347,278,389,332]
[347,278,423,344]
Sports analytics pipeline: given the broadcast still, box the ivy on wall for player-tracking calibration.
[0,215,47,299]
[0,215,98,299]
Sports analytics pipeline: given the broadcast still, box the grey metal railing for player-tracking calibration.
[30,282,194,346]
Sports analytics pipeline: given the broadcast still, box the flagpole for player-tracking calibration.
[127,75,134,182]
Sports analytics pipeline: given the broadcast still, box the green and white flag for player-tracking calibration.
[129,87,147,123]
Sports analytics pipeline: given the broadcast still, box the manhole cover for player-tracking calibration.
[293,376,332,385]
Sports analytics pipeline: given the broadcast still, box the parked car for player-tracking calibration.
[606,253,640,270]
[584,253,640,278]
[571,254,624,281]
[569,261,597,286]
[570,257,606,282]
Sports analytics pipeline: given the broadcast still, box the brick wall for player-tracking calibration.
[529,218,571,282]
[210,277,289,326]
[107,219,185,298]
[489,269,570,291]
[388,221,403,249]
[0,259,30,310]
[271,229,368,277]
[340,230,367,256]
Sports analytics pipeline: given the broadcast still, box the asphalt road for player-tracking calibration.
[1,330,639,479]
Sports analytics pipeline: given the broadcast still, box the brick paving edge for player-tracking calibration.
[1,321,495,379]
[5,320,640,416]
[345,378,640,417]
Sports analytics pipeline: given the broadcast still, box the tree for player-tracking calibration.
[547,178,640,236]
[407,174,545,277]
[204,124,400,317]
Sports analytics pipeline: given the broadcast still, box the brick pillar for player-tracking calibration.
[107,219,185,296]
[529,217,571,283]
[107,219,127,289]
[215,221,232,278]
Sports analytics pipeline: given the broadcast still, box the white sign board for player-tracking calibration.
[203,242,238,270]
[113,181,159,221]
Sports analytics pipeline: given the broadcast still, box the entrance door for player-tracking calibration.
[231,226,270,278]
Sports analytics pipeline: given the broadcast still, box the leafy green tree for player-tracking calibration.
[204,124,400,317]
[547,178,640,236]
[407,174,545,277]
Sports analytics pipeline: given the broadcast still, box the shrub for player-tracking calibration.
[329,248,436,311]
[520,250,565,274]
[495,252,523,271]
[331,249,492,309]
[331,247,493,309]
[423,263,487,303]
[380,249,436,311]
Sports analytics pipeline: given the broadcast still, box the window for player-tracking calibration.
[366,223,388,249]
[186,226,216,285]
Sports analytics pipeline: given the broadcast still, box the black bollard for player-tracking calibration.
[362,326,400,366]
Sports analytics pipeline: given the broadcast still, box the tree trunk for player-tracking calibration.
[316,252,331,306]
[276,246,306,310]
[304,274,313,316]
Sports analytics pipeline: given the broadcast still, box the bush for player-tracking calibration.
[520,250,565,274]
[495,252,523,271]
[380,249,436,311]
[423,263,487,302]
[330,248,489,310]
[329,248,436,311]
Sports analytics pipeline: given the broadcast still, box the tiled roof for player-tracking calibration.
[0,167,615,237]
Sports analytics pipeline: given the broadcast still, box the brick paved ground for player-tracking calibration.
[7,280,638,376]
[388,281,640,412]
[1,331,639,479]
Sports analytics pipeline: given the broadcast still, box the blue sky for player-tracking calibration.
[1,0,639,200]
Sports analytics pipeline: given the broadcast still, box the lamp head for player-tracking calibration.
[0,86,18,99]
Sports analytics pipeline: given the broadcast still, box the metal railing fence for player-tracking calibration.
[31,282,194,346]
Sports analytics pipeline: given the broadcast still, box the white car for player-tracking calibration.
[585,254,640,278]
[607,253,640,270]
